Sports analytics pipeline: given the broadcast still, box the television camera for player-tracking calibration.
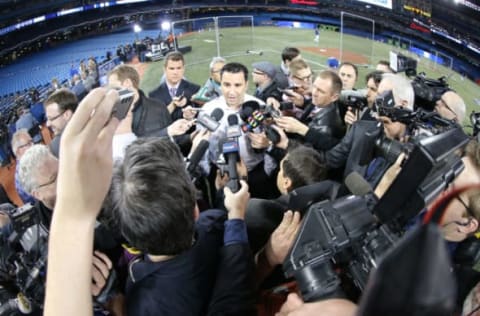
[284,125,469,302]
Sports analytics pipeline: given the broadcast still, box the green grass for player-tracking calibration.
[140,26,480,127]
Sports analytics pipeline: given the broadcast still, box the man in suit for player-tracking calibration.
[274,70,346,150]
[149,51,200,121]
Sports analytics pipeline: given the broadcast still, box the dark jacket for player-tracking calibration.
[132,90,171,138]
[304,103,346,150]
[148,79,200,121]
[126,210,226,316]
[321,120,380,179]
[254,80,282,102]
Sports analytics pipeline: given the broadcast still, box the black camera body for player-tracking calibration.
[339,90,369,111]
[411,73,450,111]
[285,126,469,302]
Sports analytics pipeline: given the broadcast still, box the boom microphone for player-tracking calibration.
[187,139,210,179]
[344,171,373,196]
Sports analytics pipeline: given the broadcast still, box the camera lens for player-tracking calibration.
[294,262,341,302]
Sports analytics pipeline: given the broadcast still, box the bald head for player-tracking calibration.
[435,91,466,123]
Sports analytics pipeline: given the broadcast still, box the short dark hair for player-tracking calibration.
[111,138,196,255]
[221,62,248,82]
[44,88,78,113]
[282,145,328,191]
[164,51,184,67]
[317,70,343,96]
[339,62,358,79]
[365,70,384,86]
[281,47,300,63]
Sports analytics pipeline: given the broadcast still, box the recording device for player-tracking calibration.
[186,139,210,180]
[220,115,241,193]
[470,111,480,138]
[111,88,135,120]
[389,51,417,76]
[339,90,368,111]
[192,85,220,103]
[284,126,469,302]
[0,203,118,315]
[240,101,281,145]
[196,108,224,132]
[411,72,451,111]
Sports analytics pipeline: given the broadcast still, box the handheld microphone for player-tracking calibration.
[226,114,242,139]
[187,139,210,179]
[196,108,224,131]
[222,114,241,192]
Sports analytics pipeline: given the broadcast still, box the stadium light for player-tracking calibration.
[133,24,142,33]
[161,21,171,31]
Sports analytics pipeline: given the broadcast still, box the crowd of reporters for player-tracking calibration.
[1,44,480,316]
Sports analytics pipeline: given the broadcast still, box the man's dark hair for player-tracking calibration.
[318,70,343,96]
[108,64,140,89]
[164,51,184,66]
[281,47,300,63]
[111,138,196,255]
[339,62,358,78]
[282,145,328,191]
[365,70,384,86]
[44,88,78,113]
[221,62,249,82]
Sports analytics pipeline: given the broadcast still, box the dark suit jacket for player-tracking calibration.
[132,90,171,137]
[254,80,282,102]
[148,79,200,121]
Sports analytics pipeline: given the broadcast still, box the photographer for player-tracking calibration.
[17,143,122,314]
[343,70,383,125]
[434,90,466,125]
[321,73,414,183]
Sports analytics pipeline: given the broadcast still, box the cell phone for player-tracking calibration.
[111,89,134,120]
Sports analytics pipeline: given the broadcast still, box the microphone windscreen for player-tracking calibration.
[227,114,239,126]
[344,171,372,196]
[242,100,261,112]
[210,108,224,122]
[187,140,209,174]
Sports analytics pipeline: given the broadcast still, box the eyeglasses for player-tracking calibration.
[292,73,312,83]
[456,195,475,219]
[47,111,65,122]
[36,173,57,190]
[438,99,457,118]
[253,71,265,75]
[17,141,33,150]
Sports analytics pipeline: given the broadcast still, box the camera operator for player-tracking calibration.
[318,73,414,184]
[274,70,346,150]
[434,90,466,125]
[17,144,122,313]
[343,70,383,125]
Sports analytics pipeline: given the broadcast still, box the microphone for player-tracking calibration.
[299,102,315,123]
[222,114,241,192]
[196,108,224,131]
[344,171,373,196]
[226,114,242,139]
[187,139,210,179]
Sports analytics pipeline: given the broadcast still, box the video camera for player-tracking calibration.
[338,90,369,111]
[284,126,469,302]
[0,204,47,315]
[389,51,417,76]
[411,72,451,111]
[470,111,480,138]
